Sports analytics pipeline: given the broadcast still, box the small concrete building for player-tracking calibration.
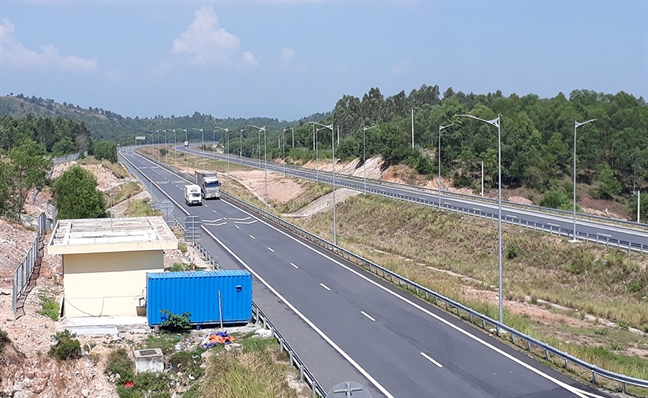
[48,217,178,318]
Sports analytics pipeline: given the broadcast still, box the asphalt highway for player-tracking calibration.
[120,147,611,398]
[177,145,648,253]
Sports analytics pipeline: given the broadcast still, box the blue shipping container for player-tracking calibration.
[146,270,252,326]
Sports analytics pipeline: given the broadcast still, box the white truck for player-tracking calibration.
[184,184,202,206]
[195,170,220,199]
[184,141,189,148]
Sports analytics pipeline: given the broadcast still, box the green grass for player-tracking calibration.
[109,181,142,205]
[281,193,648,386]
[124,198,158,217]
[37,292,60,321]
[144,332,185,355]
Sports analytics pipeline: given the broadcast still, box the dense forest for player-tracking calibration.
[1,86,647,220]
[0,94,329,145]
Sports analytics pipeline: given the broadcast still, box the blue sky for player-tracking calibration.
[1,1,646,121]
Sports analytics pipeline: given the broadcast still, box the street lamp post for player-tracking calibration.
[308,123,321,182]
[458,114,503,326]
[363,126,376,194]
[571,119,597,242]
[248,125,268,213]
[214,127,230,194]
[283,127,293,176]
[312,122,336,245]
[481,161,484,198]
[239,128,244,158]
[438,123,454,207]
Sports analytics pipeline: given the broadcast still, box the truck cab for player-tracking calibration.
[184,184,202,206]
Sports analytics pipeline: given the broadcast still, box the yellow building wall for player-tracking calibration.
[63,250,164,317]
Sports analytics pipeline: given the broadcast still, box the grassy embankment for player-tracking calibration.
[290,194,648,391]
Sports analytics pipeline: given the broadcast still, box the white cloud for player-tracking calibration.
[0,18,97,72]
[238,51,259,69]
[281,47,296,61]
[391,58,412,74]
[172,6,241,66]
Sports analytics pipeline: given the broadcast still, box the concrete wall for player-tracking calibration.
[63,250,163,317]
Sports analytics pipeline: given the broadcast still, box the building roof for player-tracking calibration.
[47,216,178,255]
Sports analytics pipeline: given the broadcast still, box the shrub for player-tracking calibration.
[160,310,191,332]
[507,244,519,260]
[167,262,190,272]
[617,321,630,331]
[0,328,10,353]
[539,190,572,211]
[48,330,81,360]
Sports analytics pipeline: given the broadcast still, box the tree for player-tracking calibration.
[51,136,76,157]
[0,161,15,217]
[8,140,51,214]
[93,141,118,163]
[539,190,573,211]
[52,165,107,220]
[597,163,622,199]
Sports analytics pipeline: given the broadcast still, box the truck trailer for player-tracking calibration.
[195,170,220,199]
[184,184,202,206]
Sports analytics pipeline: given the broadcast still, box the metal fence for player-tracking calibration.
[12,213,47,319]
[52,151,87,164]
[221,192,648,394]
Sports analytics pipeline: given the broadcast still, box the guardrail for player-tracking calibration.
[192,150,648,254]
[197,148,648,233]
[145,182,325,397]
[139,147,648,394]
[12,213,47,319]
[252,303,326,398]
[221,192,648,394]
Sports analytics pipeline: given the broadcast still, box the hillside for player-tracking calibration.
[0,94,330,144]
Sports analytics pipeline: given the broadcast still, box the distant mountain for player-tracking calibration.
[0,94,331,145]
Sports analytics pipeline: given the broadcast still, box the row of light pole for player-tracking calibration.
[154,117,600,327]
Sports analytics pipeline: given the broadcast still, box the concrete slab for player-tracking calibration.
[65,325,119,336]
[62,316,148,327]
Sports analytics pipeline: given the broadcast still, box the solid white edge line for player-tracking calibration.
[198,213,394,398]
[420,352,443,368]
[223,199,595,398]
[128,151,596,398]
[122,154,394,397]
[320,283,331,291]
[360,311,376,322]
